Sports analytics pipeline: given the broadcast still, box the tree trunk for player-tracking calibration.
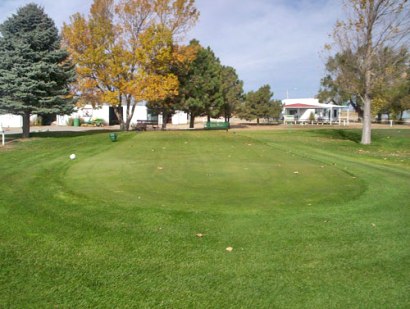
[224,110,231,123]
[207,114,211,122]
[361,48,372,145]
[257,118,260,125]
[22,112,30,138]
[125,117,132,131]
[349,99,364,119]
[361,94,372,145]
[189,114,195,128]
[162,111,168,130]
[115,93,125,131]
[114,105,125,130]
[124,95,136,131]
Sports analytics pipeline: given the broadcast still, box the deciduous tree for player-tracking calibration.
[319,45,409,121]
[317,50,364,118]
[326,0,410,144]
[392,67,410,119]
[373,59,410,120]
[146,42,198,129]
[62,0,198,130]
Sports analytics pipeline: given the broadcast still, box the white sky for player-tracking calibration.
[0,0,342,99]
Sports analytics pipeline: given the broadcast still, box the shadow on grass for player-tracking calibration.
[3,130,118,144]
[30,129,117,138]
[312,129,362,143]
[240,122,282,127]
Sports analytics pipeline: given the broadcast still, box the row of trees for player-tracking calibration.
[319,0,410,144]
[148,40,282,129]
[147,39,244,129]
[0,0,282,136]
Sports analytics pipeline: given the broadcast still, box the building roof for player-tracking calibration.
[282,98,347,109]
[283,102,347,109]
[284,103,320,109]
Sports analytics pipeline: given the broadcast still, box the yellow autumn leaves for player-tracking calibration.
[62,0,198,111]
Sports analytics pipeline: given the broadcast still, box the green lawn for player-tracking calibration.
[0,128,409,308]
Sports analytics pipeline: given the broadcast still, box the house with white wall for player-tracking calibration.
[56,102,153,126]
[1,101,188,128]
[0,113,39,128]
[282,98,347,123]
[282,98,410,124]
[58,102,189,126]
[0,114,23,128]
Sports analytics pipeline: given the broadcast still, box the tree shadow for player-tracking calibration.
[3,129,117,141]
[29,129,116,138]
[240,122,282,127]
[312,129,361,143]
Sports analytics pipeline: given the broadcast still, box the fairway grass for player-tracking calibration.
[0,128,409,308]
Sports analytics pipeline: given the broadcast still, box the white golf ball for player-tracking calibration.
[70,154,76,160]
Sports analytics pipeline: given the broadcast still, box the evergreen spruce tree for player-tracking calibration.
[220,65,243,123]
[0,3,76,137]
[238,85,279,124]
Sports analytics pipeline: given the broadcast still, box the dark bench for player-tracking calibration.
[204,121,230,130]
[134,120,159,131]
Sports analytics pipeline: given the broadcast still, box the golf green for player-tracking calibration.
[65,131,362,212]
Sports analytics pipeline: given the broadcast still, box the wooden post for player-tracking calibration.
[1,127,4,146]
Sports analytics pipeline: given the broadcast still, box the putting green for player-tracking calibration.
[64,131,363,212]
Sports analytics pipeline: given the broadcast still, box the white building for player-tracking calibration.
[282,98,347,123]
[58,102,189,126]
[61,102,189,127]
[0,113,39,128]
[0,114,23,128]
[1,102,188,128]
[56,103,154,126]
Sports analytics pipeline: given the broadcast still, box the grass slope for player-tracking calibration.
[0,128,409,308]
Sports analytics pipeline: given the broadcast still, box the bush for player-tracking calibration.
[66,118,74,126]
[93,118,104,126]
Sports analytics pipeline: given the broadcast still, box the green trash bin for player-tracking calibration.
[109,133,117,142]
[73,118,80,127]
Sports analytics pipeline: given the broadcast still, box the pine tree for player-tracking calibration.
[220,65,244,123]
[238,85,278,124]
[178,40,223,128]
[0,3,76,137]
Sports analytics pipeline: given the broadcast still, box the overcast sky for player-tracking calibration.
[0,0,341,99]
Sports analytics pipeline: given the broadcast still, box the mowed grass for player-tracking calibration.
[0,128,409,308]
